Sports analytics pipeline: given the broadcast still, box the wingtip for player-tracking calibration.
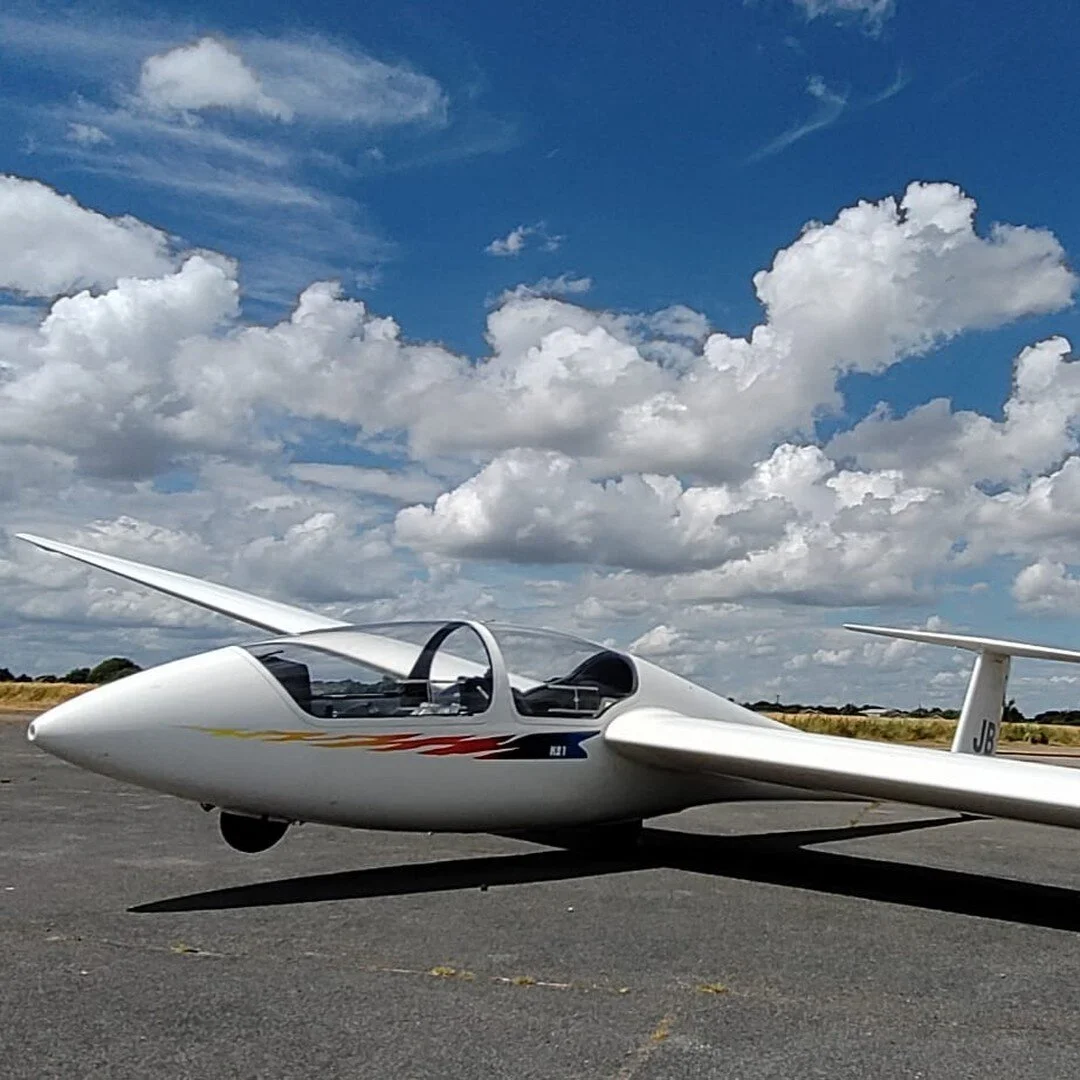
[14,532,54,549]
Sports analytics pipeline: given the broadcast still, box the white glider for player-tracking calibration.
[19,532,1080,853]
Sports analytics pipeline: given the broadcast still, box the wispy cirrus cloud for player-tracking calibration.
[238,36,449,128]
[0,14,449,130]
[0,11,509,304]
[26,31,449,200]
[748,67,909,162]
[791,0,896,32]
[748,74,847,162]
[137,35,448,128]
[0,12,172,69]
[497,274,593,303]
[65,123,111,147]
[867,67,911,106]
[2,33,418,301]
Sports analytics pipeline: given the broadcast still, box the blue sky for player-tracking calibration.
[10,0,1078,355]
[4,0,1080,711]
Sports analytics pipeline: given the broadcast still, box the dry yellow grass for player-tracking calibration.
[769,712,1080,748]
[4,685,1080,748]
[0,682,94,712]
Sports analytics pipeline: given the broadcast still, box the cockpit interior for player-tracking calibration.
[511,649,635,717]
[245,621,637,722]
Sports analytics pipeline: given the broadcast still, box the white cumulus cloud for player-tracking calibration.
[1012,560,1080,615]
[425,183,1075,480]
[139,37,292,120]
[485,222,562,257]
[0,254,241,478]
[486,225,532,257]
[0,176,174,297]
[831,337,1080,490]
[4,177,1080,706]
[394,443,944,604]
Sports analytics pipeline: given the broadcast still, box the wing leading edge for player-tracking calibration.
[16,535,509,682]
[16,533,348,637]
[606,708,1080,830]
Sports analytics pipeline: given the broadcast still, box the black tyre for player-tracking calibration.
[219,812,289,853]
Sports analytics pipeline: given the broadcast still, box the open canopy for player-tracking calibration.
[243,620,638,722]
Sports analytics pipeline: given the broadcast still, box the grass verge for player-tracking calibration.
[770,712,1080,748]
[0,682,93,712]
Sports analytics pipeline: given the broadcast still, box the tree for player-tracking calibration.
[1002,698,1025,724]
[88,657,141,684]
[0,667,13,682]
[62,667,91,684]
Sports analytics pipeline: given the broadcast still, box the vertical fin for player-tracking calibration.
[843,624,1080,757]
[952,651,1010,756]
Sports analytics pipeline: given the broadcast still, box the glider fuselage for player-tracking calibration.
[28,622,785,831]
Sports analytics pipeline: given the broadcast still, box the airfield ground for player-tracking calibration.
[5,715,1080,1079]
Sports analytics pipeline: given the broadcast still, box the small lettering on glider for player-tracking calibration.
[971,717,998,755]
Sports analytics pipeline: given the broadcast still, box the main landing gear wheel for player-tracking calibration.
[219,812,289,853]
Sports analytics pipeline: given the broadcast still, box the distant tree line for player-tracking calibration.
[745,699,1080,726]
[745,700,963,719]
[0,657,142,685]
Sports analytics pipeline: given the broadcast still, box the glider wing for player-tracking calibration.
[16,533,349,637]
[605,707,1080,830]
[17,535,515,682]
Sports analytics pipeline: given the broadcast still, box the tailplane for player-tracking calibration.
[844,624,1080,757]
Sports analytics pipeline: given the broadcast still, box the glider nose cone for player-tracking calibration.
[28,681,135,769]
[26,646,293,797]
[26,647,244,771]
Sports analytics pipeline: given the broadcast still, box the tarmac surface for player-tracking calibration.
[5,715,1080,1080]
